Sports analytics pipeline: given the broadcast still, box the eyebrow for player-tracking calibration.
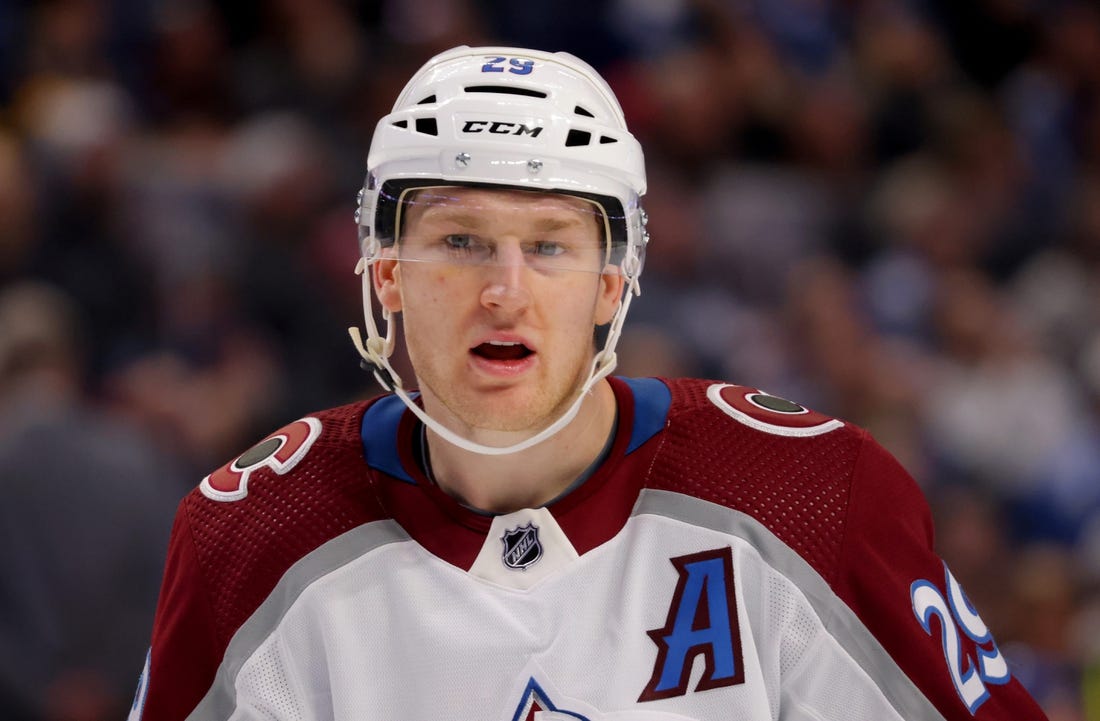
[415,210,481,228]
[413,208,591,232]
[533,216,589,232]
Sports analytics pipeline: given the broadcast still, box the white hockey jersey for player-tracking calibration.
[131,377,1049,720]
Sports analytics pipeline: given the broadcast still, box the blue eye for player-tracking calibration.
[533,241,565,257]
[440,234,492,263]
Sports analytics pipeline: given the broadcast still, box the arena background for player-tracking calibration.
[0,0,1098,718]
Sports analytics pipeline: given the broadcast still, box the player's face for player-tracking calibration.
[374,187,623,434]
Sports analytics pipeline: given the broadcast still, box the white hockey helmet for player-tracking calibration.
[349,46,649,456]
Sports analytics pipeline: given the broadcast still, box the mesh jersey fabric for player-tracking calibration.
[134,376,1050,721]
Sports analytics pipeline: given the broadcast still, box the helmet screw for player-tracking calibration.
[527,158,543,173]
[455,152,471,168]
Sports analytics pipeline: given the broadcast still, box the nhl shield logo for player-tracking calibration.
[501,522,542,570]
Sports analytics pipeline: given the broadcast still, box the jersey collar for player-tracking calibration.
[360,376,670,486]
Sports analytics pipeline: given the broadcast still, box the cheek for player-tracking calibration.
[554,283,608,336]
[553,277,617,330]
[400,269,466,336]
[378,259,456,316]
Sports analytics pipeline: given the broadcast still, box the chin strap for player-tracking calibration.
[349,253,639,456]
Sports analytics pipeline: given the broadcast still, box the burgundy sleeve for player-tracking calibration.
[833,431,1048,720]
[139,502,222,720]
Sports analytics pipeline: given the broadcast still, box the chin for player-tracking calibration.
[450,386,575,435]
[454,401,551,434]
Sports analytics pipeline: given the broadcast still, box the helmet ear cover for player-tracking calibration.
[371,179,629,252]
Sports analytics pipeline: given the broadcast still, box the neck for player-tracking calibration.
[423,379,618,514]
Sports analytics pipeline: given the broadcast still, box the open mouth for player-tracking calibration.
[471,340,534,362]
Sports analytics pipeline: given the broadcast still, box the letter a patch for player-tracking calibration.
[639,547,744,701]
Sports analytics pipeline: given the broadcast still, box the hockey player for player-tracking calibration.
[131,46,1050,720]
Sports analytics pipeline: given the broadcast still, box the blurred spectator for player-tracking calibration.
[1004,545,1087,720]
[12,75,156,381]
[0,282,184,721]
[0,131,38,279]
[922,270,1100,542]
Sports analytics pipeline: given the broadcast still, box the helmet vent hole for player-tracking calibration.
[417,95,437,105]
[599,135,618,144]
[574,105,595,117]
[565,129,591,147]
[465,85,548,98]
[391,119,408,128]
[414,118,438,136]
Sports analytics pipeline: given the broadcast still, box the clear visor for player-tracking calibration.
[387,185,630,275]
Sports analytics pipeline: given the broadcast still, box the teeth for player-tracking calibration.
[487,340,520,346]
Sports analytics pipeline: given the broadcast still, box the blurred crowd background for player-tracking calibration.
[1,0,1099,718]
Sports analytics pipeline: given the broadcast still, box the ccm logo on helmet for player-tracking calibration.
[200,417,322,502]
[461,120,543,137]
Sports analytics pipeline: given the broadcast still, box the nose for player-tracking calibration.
[479,244,531,315]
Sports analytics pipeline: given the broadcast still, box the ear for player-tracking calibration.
[373,255,403,313]
[595,269,625,325]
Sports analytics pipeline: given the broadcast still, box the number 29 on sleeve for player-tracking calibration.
[911,564,1010,714]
